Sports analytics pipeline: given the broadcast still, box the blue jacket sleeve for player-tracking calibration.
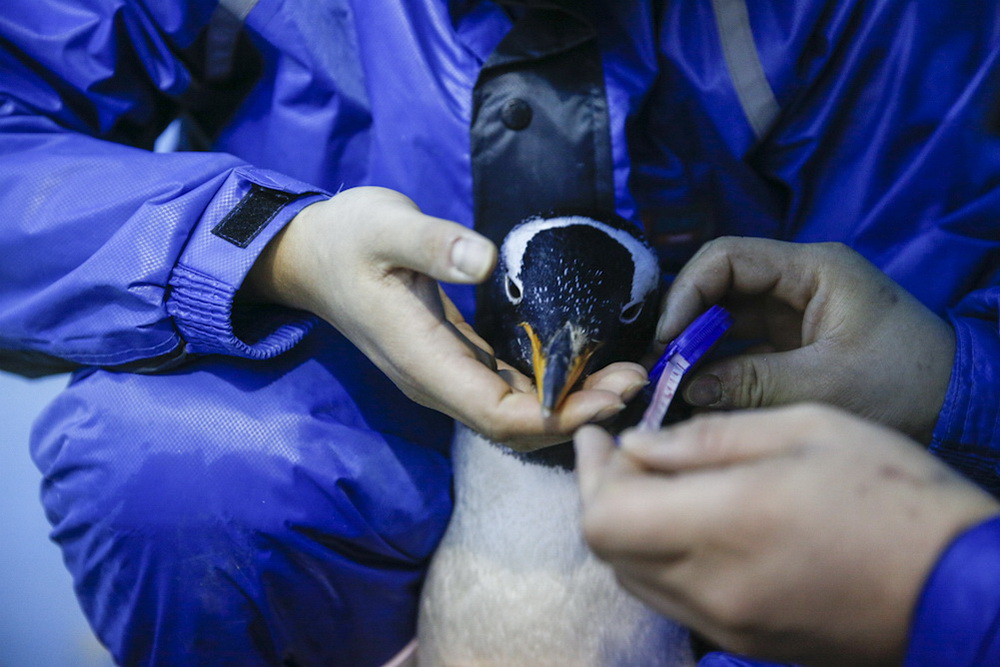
[0,1,325,375]
[645,2,1000,482]
[933,284,1000,496]
[755,3,1000,483]
[905,515,1000,667]
[698,653,791,667]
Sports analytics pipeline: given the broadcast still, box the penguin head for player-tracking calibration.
[480,211,661,415]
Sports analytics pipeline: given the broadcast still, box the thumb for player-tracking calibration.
[376,209,498,284]
[574,425,618,502]
[682,347,824,410]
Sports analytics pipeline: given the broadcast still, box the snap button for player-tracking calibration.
[500,98,533,131]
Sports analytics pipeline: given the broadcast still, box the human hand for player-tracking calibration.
[656,238,955,443]
[246,187,645,449]
[575,405,1000,667]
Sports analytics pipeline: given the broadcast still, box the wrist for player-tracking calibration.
[907,318,956,445]
[242,200,323,313]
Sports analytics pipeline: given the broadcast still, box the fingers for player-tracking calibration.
[618,405,829,472]
[363,285,646,449]
[367,192,497,284]
[488,384,629,451]
[574,425,617,500]
[680,345,832,409]
[576,431,696,560]
[611,566,710,633]
[582,361,648,401]
[440,287,498,370]
[578,406,839,564]
[578,404,1000,667]
[399,335,640,450]
[656,237,822,344]
[476,363,647,450]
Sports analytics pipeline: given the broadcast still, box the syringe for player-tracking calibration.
[638,305,733,431]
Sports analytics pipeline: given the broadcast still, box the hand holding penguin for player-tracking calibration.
[657,237,955,443]
[245,186,647,450]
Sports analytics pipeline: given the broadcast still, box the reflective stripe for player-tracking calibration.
[220,0,259,21]
[711,0,780,140]
[206,0,259,81]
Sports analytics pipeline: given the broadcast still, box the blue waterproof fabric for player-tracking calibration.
[696,511,1000,667]
[905,515,1000,666]
[698,653,789,667]
[2,1,1000,664]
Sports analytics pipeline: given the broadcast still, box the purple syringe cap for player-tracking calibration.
[649,305,733,384]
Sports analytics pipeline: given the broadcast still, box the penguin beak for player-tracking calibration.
[520,322,600,417]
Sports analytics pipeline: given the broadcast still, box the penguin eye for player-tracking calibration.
[619,301,644,324]
[505,275,523,304]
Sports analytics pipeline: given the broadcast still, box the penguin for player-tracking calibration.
[416,213,695,666]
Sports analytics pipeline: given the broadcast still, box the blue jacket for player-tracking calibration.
[2,1,999,665]
[700,515,1000,667]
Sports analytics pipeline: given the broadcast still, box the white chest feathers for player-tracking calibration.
[416,425,694,666]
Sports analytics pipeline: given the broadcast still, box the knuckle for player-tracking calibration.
[735,358,768,408]
[695,237,737,264]
[816,240,852,259]
[815,241,868,275]
[683,412,735,456]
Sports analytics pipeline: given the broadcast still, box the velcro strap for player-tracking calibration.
[212,184,315,248]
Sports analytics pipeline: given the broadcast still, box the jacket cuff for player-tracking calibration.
[930,312,1000,496]
[697,652,792,667]
[904,515,1000,667]
[166,166,326,359]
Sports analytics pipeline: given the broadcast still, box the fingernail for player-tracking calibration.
[592,402,626,423]
[451,236,494,280]
[655,318,676,344]
[685,375,721,406]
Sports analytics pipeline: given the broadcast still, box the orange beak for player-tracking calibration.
[520,321,600,416]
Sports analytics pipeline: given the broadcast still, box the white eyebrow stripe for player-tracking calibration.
[502,216,660,303]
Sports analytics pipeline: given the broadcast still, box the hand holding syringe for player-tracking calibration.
[639,305,732,430]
